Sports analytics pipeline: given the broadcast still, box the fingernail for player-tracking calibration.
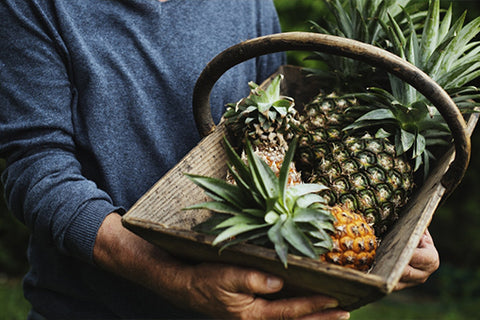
[338,312,350,320]
[324,300,339,309]
[266,276,283,289]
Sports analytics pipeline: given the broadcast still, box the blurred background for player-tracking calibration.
[1,1,480,319]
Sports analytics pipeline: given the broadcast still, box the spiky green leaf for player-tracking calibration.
[214,215,260,230]
[397,129,416,155]
[265,211,280,224]
[293,207,332,224]
[245,139,279,199]
[278,137,298,202]
[281,218,317,259]
[212,222,267,246]
[185,174,248,209]
[268,219,289,268]
[420,0,440,65]
[183,201,241,215]
[295,193,327,208]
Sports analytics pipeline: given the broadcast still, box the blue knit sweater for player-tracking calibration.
[0,0,284,318]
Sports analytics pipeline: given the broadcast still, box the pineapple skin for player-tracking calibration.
[321,205,377,271]
[226,145,303,187]
[295,92,414,235]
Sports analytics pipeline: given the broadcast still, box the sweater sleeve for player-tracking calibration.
[0,1,122,263]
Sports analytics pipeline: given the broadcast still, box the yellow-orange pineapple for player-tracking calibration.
[321,205,377,271]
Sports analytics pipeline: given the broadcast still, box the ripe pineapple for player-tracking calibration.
[296,0,480,235]
[321,205,377,271]
[185,137,377,270]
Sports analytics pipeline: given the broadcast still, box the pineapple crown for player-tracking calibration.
[344,0,480,176]
[382,0,480,103]
[304,0,425,92]
[223,74,297,149]
[184,137,335,268]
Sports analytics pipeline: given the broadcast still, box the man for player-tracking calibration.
[0,1,438,319]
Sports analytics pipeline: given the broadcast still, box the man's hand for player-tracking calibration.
[179,263,350,320]
[94,213,350,320]
[395,228,440,291]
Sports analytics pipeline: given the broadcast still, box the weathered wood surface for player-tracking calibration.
[122,65,478,310]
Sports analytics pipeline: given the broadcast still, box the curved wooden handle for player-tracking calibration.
[192,32,470,194]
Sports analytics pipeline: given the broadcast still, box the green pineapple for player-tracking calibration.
[296,0,480,235]
[296,96,414,234]
[223,74,302,186]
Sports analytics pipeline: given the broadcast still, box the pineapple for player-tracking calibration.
[223,74,301,186]
[185,137,377,270]
[296,94,413,234]
[295,0,419,234]
[321,205,377,271]
[296,0,480,235]
[195,74,377,270]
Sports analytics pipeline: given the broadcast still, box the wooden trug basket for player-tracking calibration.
[122,32,477,310]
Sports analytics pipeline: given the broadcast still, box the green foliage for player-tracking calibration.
[0,278,31,320]
[274,0,328,33]
[273,0,329,67]
[351,288,480,319]
[0,159,29,275]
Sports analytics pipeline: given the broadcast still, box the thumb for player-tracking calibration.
[229,269,284,295]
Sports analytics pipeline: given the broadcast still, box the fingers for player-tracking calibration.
[395,264,431,290]
[410,229,439,273]
[417,228,435,249]
[219,266,285,295]
[253,296,349,320]
[192,263,348,319]
[231,269,349,319]
[395,229,440,291]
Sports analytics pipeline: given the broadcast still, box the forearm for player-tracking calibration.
[92,212,192,305]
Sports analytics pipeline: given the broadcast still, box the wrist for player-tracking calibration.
[93,212,192,298]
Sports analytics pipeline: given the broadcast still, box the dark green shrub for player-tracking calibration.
[0,159,29,275]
